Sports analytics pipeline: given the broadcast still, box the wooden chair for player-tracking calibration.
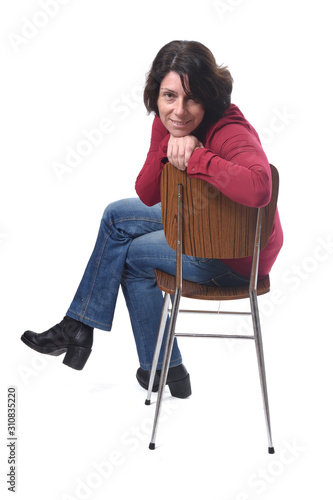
[146,162,279,453]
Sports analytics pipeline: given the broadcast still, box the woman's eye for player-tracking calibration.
[164,92,175,99]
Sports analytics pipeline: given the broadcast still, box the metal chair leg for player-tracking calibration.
[250,291,275,454]
[149,289,181,450]
[145,293,171,405]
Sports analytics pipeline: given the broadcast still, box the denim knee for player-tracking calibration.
[101,199,163,237]
[101,199,122,224]
[101,198,133,228]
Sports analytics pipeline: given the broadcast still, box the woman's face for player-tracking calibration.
[157,71,205,137]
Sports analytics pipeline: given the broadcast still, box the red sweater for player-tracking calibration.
[135,104,283,279]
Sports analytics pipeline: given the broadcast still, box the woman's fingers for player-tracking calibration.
[167,135,202,170]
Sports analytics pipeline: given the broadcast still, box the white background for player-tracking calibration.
[1,0,332,499]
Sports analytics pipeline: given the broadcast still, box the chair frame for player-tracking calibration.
[146,163,279,454]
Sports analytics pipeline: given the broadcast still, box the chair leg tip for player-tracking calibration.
[268,447,275,454]
[145,399,151,406]
[149,443,155,450]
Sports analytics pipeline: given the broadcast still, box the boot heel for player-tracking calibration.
[63,345,92,370]
[168,374,191,399]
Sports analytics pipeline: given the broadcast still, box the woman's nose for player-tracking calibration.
[174,98,186,116]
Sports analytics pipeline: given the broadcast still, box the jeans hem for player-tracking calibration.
[66,309,111,331]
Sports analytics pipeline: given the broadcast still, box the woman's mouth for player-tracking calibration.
[170,119,191,127]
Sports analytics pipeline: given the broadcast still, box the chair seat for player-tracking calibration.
[154,269,270,300]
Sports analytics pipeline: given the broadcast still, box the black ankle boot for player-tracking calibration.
[21,316,93,370]
[136,363,191,399]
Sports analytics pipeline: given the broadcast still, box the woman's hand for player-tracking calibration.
[167,135,204,170]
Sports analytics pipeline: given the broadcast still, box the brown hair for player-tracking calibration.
[144,40,233,127]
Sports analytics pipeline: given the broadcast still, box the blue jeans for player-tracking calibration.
[66,198,249,370]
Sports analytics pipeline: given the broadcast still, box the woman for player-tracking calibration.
[21,40,283,398]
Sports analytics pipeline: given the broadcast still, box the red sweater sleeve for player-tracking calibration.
[187,123,272,208]
[135,117,169,206]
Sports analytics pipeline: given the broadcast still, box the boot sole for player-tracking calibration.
[21,335,67,355]
[137,373,191,399]
[136,375,159,393]
[21,334,91,370]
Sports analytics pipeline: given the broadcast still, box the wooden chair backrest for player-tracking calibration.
[161,163,279,259]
